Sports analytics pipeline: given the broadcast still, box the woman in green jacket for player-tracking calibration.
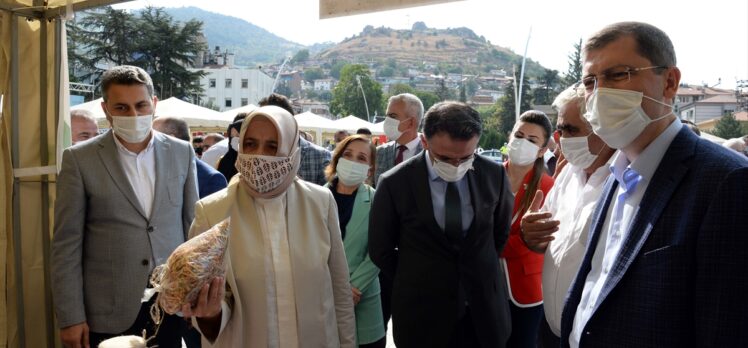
[325,134,385,348]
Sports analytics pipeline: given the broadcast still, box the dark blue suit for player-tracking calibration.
[195,158,227,198]
[560,126,748,347]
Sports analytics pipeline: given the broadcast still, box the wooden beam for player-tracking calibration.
[319,0,463,19]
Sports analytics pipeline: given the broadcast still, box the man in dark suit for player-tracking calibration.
[560,22,748,348]
[153,116,227,199]
[370,101,513,348]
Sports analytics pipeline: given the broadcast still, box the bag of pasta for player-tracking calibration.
[150,218,230,315]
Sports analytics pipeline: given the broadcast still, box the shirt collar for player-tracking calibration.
[400,133,422,151]
[609,118,682,184]
[112,130,155,156]
[425,150,440,182]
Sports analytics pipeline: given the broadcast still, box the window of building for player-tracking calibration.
[241,98,248,106]
[241,79,249,88]
[225,79,232,88]
[225,98,232,108]
[209,79,216,88]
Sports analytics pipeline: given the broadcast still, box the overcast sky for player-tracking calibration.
[114,0,748,89]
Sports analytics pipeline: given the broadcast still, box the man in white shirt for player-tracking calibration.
[52,65,198,348]
[558,22,748,348]
[520,85,615,347]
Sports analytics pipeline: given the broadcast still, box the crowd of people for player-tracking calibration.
[50,21,748,348]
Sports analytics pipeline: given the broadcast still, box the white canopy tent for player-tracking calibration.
[70,97,232,130]
[333,115,376,133]
[155,97,229,129]
[220,103,257,123]
[295,111,338,145]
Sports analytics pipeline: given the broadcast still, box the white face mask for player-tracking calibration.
[230,137,240,152]
[431,152,474,182]
[584,87,673,149]
[383,117,403,141]
[111,115,153,143]
[560,135,598,169]
[236,153,295,194]
[336,157,370,186]
[507,137,540,166]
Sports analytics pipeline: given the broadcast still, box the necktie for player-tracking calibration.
[609,167,642,245]
[445,182,463,243]
[394,145,407,165]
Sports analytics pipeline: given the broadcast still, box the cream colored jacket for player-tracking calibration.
[189,177,356,347]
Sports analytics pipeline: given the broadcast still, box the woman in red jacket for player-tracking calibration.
[502,110,554,348]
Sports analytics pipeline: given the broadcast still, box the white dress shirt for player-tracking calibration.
[113,132,156,219]
[542,156,612,336]
[571,119,682,347]
[399,134,423,161]
[201,138,229,168]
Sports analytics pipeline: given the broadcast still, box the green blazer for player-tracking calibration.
[327,182,385,344]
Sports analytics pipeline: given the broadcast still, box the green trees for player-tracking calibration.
[533,69,560,105]
[330,64,383,120]
[291,49,310,64]
[68,6,206,99]
[493,72,533,136]
[712,113,745,139]
[563,38,583,87]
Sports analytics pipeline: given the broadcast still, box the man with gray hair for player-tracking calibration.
[519,84,615,347]
[153,116,227,199]
[52,65,198,348]
[372,93,424,339]
[374,93,424,186]
[70,109,99,145]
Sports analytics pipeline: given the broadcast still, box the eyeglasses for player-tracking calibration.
[432,153,474,167]
[581,65,668,91]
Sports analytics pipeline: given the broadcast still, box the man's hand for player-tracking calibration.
[352,287,362,305]
[60,322,90,348]
[520,190,560,253]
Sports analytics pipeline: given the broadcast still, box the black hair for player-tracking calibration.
[258,93,295,116]
[423,101,482,140]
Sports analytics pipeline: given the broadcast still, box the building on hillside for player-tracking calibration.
[475,89,503,102]
[313,78,337,91]
[280,71,304,96]
[679,94,738,124]
[675,84,734,122]
[293,99,331,115]
[469,95,495,106]
[191,67,274,111]
[194,45,236,69]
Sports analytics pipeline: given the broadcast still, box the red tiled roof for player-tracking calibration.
[735,111,748,121]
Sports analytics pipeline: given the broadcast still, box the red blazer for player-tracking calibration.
[501,162,554,306]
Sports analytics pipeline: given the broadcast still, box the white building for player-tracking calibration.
[313,78,336,91]
[191,67,274,111]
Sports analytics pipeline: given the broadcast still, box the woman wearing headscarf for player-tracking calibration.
[501,110,555,348]
[324,135,385,348]
[182,105,356,347]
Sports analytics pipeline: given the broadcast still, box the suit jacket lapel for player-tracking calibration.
[595,128,694,311]
[560,173,617,338]
[462,165,481,246]
[344,184,371,242]
[410,153,452,247]
[97,131,147,219]
[152,133,173,219]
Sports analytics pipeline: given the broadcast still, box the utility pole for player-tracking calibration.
[356,75,371,122]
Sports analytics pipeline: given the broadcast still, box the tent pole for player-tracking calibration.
[11,13,27,348]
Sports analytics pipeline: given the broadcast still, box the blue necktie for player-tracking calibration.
[610,167,642,241]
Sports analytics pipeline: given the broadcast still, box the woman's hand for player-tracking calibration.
[351,287,362,305]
